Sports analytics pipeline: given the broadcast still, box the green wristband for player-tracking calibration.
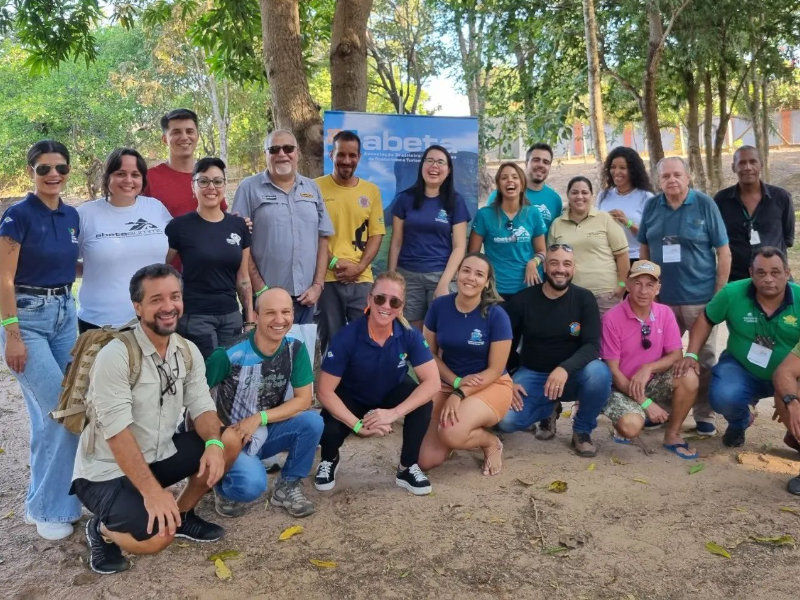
[328,256,339,269]
[618,281,626,288]
[452,376,462,389]
[626,219,633,229]
[684,352,699,361]
[640,398,653,410]
[205,439,224,450]
[353,419,364,434]
[1,316,19,327]
[260,410,268,426]
[255,285,269,298]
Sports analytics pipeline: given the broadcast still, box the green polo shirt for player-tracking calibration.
[705,279,800,380]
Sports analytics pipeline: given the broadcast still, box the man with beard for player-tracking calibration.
[315,131,385,352]
[70,264,241,574]
[496,244,611,457]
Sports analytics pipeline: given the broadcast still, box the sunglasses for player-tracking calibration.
[641,324,652,350]
[372,293,403,309]
[505,221,514,231]
[194,177,226,188]
[267,144,297,155]
[34,164,70,176]
[548,243,573,252]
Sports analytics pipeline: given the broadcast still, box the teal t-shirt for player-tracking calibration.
[486,185,563,231]
[705,279,800,380]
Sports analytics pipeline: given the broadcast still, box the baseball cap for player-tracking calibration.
[628,260,661,279]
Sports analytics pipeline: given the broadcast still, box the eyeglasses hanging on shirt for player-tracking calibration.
[155,353,180,406]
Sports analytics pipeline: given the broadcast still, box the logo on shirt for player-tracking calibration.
[96,218,163,239]
[358,196,370,208]
[300,193,314,198]
[397,352,408,368]
[569,322,581,336]
[227,233,242,246]
[743,312,758,324]
[535,204,551,222]
[494,226,531,244]
[422,340,429,348]
[784,315,798,327]
[126,219,159,231]
[435,209,449,224]
[2,216,12,225]
[326,351,334,358]
[68,227,78,244]
[468,329,485,346]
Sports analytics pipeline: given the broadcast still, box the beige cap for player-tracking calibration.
[628,260,661,279]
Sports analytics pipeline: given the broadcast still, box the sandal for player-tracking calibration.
[482,439,504,476]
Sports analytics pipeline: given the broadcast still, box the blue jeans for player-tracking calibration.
[709,352,774,430]
[216,410,323,502]
[0,293,80,523]
[497,360,611,435]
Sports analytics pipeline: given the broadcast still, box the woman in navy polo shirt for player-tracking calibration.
[0,140,81,540]
[388,145,469,329]
[419,253,513,476]
[314,270,440,495]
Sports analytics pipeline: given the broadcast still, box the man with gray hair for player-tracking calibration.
[233,130,334,324]
[638,156,731,435]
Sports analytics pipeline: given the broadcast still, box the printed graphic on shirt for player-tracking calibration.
[493,225,531,244]
[359,196,370,208]
[352,219,368,252]
[535,204,551,223]
[468,329,485,346]
[96,218,163,238]
[69,227,78,244]
[569,322,581,336]
[743,312,758,324]
[3,216,12,224]
[397,352,408,368]
[783,315,797,327]
[214,352,292,425]
[226,232,242,246]
[435,209,449,223]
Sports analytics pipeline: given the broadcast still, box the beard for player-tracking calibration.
[142,311,179,336]
[545,272,572,291]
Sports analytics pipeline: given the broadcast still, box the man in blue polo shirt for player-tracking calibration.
[639,156,731,435]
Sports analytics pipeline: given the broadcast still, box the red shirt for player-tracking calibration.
[144,162,228,217]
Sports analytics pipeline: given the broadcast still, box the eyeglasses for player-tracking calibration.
[267,144,297,155]
[641,324,652,350]
[34,164,70,176]
[423,157,447,167]
[548,243,573,252]
[156,354,180,407]
[194,177,226,188]
[372,293,404,309]
[505,221,514,231]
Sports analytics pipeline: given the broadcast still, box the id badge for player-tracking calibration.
[746,342,772,368]
[750,228,761,245]
[662,235,681,263]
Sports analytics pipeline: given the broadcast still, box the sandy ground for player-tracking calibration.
[1,151,800,599]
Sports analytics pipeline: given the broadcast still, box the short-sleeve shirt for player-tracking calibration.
[706,279,800,380]
[232,171,334,295]
[77,196,171,327]
[0,193,79,286]
[547,208,628,295]
[424,294,512,376]
[391,190,470,273]
[471,205,546,295]
[637,190,729,306]
[144,162,227,217]
[601,298,683,380]
[315,175,385,284]
[487,185,563,231]
[166,212,251,315]
[597,187,653,259]
[205,332,313,425]
[321,316,433,407]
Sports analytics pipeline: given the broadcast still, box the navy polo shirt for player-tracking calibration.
[0,193,79,286]
[321,316,433,407]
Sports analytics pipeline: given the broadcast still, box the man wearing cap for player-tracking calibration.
[601,260,699,457]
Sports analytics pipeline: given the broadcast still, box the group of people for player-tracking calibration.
[1,106,799,577]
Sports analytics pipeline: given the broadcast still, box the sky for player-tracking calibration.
[425,75,470,116]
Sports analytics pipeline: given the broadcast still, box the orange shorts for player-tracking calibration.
[436,373,513,424]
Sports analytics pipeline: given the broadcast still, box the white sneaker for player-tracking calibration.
[35,520,73,540]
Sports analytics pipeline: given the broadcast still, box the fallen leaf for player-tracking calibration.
[611,456,627,465]
[399,570,410,579]
[689,463,705,475]
[587,463,596,471]
[561,409,572,418]
[633,477,648,484]
[310,559,337,569]
[489,517,506,524]
[433,566,446,575]
[548,480,568,493]
[214,558,232,580]
[515,478,535,487]
[208,550,241,562]
[705,541,731,559]
[542,546,570,555]
[779,506,800,515]
[174,542,190,548]
[750,534,795,547]
[1,510,13,519]
[732,507,748,512]
[0,448,5,453]
[279,525,304,541]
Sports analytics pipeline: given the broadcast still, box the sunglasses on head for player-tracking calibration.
[372,293,403,309]
[267,144,297,155]
[641,324,652,350]
[34,164,70,176]
[548,243,573,252]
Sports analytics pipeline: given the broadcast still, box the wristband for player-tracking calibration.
[618,281,626,288]
[452,376,462,389]
[205,439,224,450]
[684,352,699,361]
[328,256,339,269]
[452,388,466,400]
[353,419,364,434]
[1,316,19,327]
[626,219,633,229]
[260,410,268,426]
[640,398,653,410]
[255,285,269,298]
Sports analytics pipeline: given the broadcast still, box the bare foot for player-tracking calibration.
[482,439,503,476]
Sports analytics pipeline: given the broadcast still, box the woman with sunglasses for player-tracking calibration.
[418,253,513,476]
[388,145,469,329]
[469,162,546,299]
[548,176,629,315]
[315,271,440,495]
[77,148,172,332]
[166,157,253,358]
[0,140,82,539]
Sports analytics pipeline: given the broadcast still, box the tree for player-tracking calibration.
[582,0,607,173]
[331,0,373,111]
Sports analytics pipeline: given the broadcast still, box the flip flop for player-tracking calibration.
[663,442,698,460]
[612,433,632,445]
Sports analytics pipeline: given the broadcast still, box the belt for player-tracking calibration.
[15,284,71,297]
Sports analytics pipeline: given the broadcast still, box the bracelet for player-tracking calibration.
[353,419,364,434]
[205,439,225,450]
[626,219,633,229]
[255,285,269,297]
[452,376,462,389]
[618,281,626,288]
[640,398,653,410]
[1,316,19,327]
[244,321,256,327]
[534,256,542,266]
[452,388,466,399]
[328,256,339,269]
[684,352,699,361]
[260,410,268,426]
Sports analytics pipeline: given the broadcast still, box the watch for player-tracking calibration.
[782,394,799,407]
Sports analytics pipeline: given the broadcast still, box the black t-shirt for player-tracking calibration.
[503,284,600,374]
[166,212,251,315]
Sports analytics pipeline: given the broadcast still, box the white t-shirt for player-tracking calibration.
[597,187,653,259]
[77,196,172,326]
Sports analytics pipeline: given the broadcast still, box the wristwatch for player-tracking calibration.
[782,394,799,407]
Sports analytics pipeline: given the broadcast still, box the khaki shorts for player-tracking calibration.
[602,370,673,424]
[435,373,513,424]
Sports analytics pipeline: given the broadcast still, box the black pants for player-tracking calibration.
[319,376,432,467]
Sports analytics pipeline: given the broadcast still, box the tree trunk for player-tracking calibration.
[261,0,323,176]
[703,68,714,184]
[643,1,666,176]
[761,76,770,181]
[582,0,607,176]
[711,61,729,193]
[330,0,373,111]
[683,69,706,193]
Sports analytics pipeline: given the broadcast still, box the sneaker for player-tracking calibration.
[535,401,561,441]
[722,426,746,448]
[214,491,246,518]
[395,464,432,496]
[271,479,315,517]
[314,455,340,492]
[85,516,130,575]
[789,475,800,496]
[784,432,800,453]
[174,509,224,542]
[643,418,663,431]
[695,421,717,436]
[34,520,73,541]
[571,432,597,457]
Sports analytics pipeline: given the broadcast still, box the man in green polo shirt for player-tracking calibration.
[674,247,800,450]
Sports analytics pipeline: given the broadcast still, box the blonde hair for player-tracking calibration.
[369,270,411,329]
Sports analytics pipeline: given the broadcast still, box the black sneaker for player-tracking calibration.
[395,464,432,496]
[85,516,130,575]
[174,509,224,542]
[722,426,746,448]
[788,475,800,496]
[535,401,561,440]
[314,455,340,492]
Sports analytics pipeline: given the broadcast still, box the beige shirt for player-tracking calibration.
[72,324,215,483]
[547,208,628,295]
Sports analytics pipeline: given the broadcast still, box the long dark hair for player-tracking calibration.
[601,146,652,193]
[404,145,457,213]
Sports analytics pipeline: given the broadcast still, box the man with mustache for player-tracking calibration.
[497,245,611,457]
